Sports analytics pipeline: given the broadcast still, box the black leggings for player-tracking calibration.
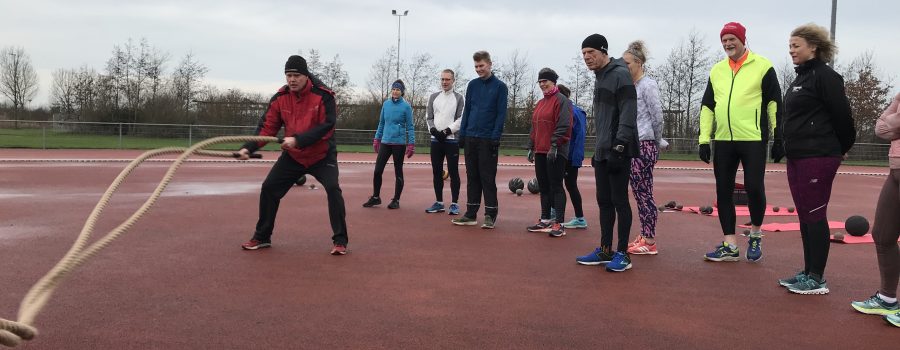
[373,144,405,200]
[564,165,584,218]
[535,154,567,223]
[253,152,348,245]
[430,141,461,203]
[594,157,632,252]
[713,141,767,235]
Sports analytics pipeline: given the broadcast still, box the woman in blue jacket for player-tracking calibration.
[557,85,588,230]
[363,80,415,209]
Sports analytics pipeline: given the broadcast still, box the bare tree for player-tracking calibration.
[495,50,531,132]
[366,47,397,102]
[656,29,714,139]
[171,52,209,119]
[320,54,353,104]
[50,68,78,117]
[104,38,169,123]
[776,61,797,97]
[450,61,472,95]
[840,51,894,143]
[0,46,40,119]
[565,54,594,129]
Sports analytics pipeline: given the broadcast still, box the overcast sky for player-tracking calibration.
[2,0,898,107]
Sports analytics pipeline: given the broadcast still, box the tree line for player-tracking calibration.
[0,33,894,143]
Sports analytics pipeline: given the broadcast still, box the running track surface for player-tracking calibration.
[1,149,898,349]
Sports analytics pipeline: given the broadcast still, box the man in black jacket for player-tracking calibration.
[574,34,639,272]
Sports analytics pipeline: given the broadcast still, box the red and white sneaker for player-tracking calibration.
[627,236,644,249]
[330,244,347,255]
[627,238,658,255]
[241,239,271,250]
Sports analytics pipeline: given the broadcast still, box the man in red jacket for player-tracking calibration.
[236,55,349,255]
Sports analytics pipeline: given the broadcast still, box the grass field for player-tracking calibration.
[0,128,887,166]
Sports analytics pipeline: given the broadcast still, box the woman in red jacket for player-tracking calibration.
[525,68,572,238]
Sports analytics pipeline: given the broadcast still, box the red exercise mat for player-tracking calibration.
[738,221,845,232]
[828,233,899,244]
[684,205,799,217]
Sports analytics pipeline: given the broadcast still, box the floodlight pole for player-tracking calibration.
[391,9,409,80]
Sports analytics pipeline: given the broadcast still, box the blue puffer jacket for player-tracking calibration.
[375,97,415,145]
[569,104,587,167]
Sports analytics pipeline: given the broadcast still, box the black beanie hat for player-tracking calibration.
[582,34,608,53]
[537,68,558,83]
[284,55,310,75]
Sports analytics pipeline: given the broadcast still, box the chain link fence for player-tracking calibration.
[0,120,890,164]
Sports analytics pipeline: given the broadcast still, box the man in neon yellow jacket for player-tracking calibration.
[699,22,783,263]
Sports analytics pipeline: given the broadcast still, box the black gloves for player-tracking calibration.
[547,144,558,163]
[527,149,535,163]
[771,140,785,163]
[443,128,452,139]
[430,127,447,142]
[699,144,711,164]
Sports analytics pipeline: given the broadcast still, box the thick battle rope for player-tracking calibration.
[0,136,278,347]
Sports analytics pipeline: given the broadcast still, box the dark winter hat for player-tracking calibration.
[284,55,310,75]
[582,34,608,53]
[537,68,558,83]
[720,22,746,44]
[391,79,406,95]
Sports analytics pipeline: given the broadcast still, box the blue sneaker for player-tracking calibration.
[576,247,614,266]
[704,242,740,262]
[606,252,632,272]
[886,312,900,328]
[425,202,445,213]
[562,217,587,229]
[448,203,460,215]
[747,235,762,262]
[852,293,900,315]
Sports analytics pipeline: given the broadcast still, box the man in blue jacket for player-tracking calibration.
[451,51,509,229]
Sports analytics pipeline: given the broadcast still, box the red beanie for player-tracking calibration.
[720,22,746,44]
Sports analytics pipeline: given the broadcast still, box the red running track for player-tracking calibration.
[0,149,898,349]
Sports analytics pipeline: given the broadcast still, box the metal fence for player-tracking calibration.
[0,120,890,164]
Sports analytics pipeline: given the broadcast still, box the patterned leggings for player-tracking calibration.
[629,140,659,238]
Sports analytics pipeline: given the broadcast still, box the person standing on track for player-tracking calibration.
[574,34,639,272]
[451,50,508,229]
[236,55,349,255]
[363,79,416,210]
[425,69,464,215]
[622,40,664,256]
[778,23,855,295]
[851,92,900,325]
[557,84,589,231]
[525,68,572,238]
[698,22,783,263]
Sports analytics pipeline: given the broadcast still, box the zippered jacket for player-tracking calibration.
[783,58,855,158]
[698,50,782,145]
[243,79,337,167]
[592,58,639,160]
[459,74,508,140]
[375,97,415,145]
[528,89,572,157]
[426,90,464,140]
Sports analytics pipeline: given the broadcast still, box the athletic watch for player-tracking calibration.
[613,145,625,152]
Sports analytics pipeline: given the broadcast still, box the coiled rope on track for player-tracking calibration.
[0,135,279,348]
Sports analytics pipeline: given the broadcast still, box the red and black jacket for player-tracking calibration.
[243,79,338,167]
